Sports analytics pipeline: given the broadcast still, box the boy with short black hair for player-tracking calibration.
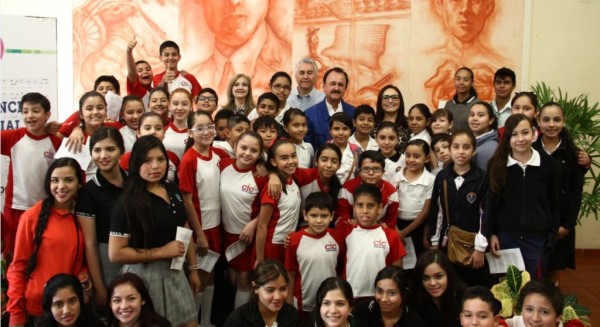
[57,75,122,140]
[328,112,360,184]
[491,67,516,128]
[214,109,234,141]
[460,286,503,327]
[253,116,280,151]
[284,192,343,313]
[153,40,202,97]
[337,184,405,298]
[1,93,61,256]
[126,37,154,97]
[213,114,251,157]
[337,150,399,228]
[349,104,378,151]
[94,75,121,96]
[431,133,452,175]
[247,92,281,121]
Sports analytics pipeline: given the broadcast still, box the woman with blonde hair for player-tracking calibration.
[222,73,256,116]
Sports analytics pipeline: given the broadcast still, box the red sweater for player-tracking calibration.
[6,201,87,325]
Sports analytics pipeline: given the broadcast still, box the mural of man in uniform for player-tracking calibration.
[191,0,291,100]
[425,0,510,108]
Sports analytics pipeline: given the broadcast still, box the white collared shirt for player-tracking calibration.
[490,98,513,128]
[392,168,435,220]
[410,129,432,144]
[507,148,541,171]
[295,141,314,168]
[348,134,379,151]
[326,99,344,117]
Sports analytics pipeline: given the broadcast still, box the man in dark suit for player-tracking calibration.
[304,67,355,148]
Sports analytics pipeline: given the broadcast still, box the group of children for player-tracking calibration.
[0,39,588,327]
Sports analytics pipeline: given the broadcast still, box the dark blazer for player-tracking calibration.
[304,99,356,148]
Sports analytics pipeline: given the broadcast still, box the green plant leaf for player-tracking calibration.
[565,293,578,307]
[506,265,522,295]
[572,303,592,316]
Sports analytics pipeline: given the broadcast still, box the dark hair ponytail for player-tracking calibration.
[26,197,53,278]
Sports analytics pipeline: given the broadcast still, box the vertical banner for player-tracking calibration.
[0,15,58,209]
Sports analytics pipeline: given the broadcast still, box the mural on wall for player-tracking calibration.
[73,0,523,110]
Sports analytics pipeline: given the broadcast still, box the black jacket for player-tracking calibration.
[532,139,585,232]
[224,299,299,327]
[428,163,489,249]
[485,149,560,248]
[353,300,426,327]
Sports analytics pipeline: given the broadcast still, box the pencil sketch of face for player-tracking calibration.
[202,0,269,47]
[434,0,495,43]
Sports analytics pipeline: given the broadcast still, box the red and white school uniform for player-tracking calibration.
[126,78,151,98]
[152,71,202,98]
[119,125,137,153]
[220,158,267,271]
[294,168,328,204]
[259,179,302,262]
[163,123,189,159]
[337,177,399,227]
[213,140,235,158]
[120,150,180,183]
[55,135,98,182]
[285,229,343,312]
[337,223,405,298]
[178,146,228,252]
[1,129,61,253]
[57,111,122,138]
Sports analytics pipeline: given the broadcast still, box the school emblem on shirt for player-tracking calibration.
[43,150,55,160]
[241,184,257,194]
[373,239,388,250]
[324,241,338,252]
[466,192,477,204]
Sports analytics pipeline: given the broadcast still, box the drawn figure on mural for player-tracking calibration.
[190,0,292,101]
[73,0,166,95]
[321,24,392,105]
[424,0,508,108]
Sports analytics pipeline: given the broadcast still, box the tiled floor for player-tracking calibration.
[555,250,600,326]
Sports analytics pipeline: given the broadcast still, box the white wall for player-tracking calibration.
[527,0,600,250]
[1,0,74,122]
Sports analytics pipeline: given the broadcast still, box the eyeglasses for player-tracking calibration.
[381,95,400,101]
[197,96,216,102]
[271,84,291,91]
[190,124,215,133]
[360,167,383,173]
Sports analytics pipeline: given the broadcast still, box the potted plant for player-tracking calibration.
[491,265,591,325]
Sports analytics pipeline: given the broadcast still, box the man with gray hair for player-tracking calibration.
[287,57,325,111]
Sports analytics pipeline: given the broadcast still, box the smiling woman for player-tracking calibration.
[409,250,465,327]
[354,266,426,327]
[106,273,171,327]
[224,260,299,327]
[36,274,104,327]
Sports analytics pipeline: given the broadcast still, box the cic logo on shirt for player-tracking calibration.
[373,239,388,250]
[324,241,337,252]
[241,184,257,194]
[43,150,55,160]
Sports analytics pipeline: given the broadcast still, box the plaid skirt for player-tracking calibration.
[121,260,197,326]
[98,242,122,286]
